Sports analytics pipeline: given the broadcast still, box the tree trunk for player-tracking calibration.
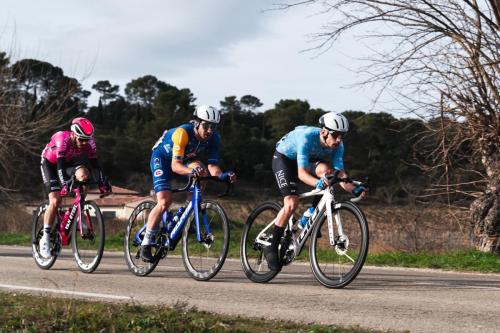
[471,150,500,253]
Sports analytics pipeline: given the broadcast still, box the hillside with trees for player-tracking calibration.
[0,46,494,252]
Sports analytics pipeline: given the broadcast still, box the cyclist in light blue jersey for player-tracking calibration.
[266,112,368,271]
[275,126,345,172]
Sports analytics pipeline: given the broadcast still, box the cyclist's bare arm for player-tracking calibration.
[298,167,318,187]
[171,159,194,176]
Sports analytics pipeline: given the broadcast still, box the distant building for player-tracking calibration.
[84,185,151,220]
[26,185,153,220]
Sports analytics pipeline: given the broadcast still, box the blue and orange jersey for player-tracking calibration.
[152,123,220,164]
[276,126,344,170]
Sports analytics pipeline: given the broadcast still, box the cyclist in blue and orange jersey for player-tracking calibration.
[140,105,237,262]
[39,117,111,259]
[265,112,368,271]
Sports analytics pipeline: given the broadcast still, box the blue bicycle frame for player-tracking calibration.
[134,180,213,250]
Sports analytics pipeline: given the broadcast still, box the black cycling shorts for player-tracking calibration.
[40,157,91,194]
[40,158,61,193]
[272,151,327,197]
[272,151,299,196]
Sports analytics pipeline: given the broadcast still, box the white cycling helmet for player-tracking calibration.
[319,112,349,133]
[194,105,221,124]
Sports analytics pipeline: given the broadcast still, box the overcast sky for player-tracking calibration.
[1,0,382,113]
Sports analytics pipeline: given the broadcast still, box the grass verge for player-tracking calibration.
[365,250,500,273]
[0,291,392,333]
[3,233,499,273]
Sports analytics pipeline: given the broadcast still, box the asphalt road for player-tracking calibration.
[1,245,499,333]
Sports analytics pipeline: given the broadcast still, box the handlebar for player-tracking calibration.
[324,171,369,202]
[325,171,368,187]
[171,175,233,197]
[63,175,113,198]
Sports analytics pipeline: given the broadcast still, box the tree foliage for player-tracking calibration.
[0,56,88,198]
[279,0,500,252]
[0,56,432,205]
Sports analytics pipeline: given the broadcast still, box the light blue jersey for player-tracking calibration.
[276,126,344,170]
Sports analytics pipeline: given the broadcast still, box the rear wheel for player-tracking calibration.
[124,201,162,276]
[71,201,105,273]
[240,201,281,283]
[309,201,369,288]
[31,203,59,270]
[182,200,229,281]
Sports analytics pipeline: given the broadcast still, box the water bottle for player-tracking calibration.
[167,206,185,233]
[299,207,314,230]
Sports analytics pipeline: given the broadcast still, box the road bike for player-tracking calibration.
[32,177,110,273]
[240,172,369,288]
[124,176,231,281]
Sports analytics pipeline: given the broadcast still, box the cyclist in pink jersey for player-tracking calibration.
[39,117,111,259]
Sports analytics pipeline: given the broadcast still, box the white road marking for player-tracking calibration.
[0,283,131,300]
[413,281,500,290]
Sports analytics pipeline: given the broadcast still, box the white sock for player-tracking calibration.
[42,224,51,241]
[141,228,156,246]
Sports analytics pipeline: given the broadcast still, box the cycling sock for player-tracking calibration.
[271,225,285,249]
[42,224,51,240]
[141,228,157,246]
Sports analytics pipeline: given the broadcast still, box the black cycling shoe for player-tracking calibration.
[263,245,281,271]
[140,245,154,263]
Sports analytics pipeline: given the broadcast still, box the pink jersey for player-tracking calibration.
[42,131,97,164]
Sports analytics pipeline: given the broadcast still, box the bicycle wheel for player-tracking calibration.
[71,201,105,273]
[31,203,59,270]
[124,200,161,276]
[310,201,369,288]
[182,200,229,281]
[240,201,281,283]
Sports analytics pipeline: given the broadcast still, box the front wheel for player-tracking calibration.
[31,203,59,270]
[309,201,369,288]
[182,200,229,281]
[71,201,105,273]
[124,201,161,276]
[240,201,282,283]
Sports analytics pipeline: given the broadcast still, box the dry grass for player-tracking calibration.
[216,198,473,253]
[0,203,32,234]
[2,198,473,253]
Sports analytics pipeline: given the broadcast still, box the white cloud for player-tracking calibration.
[1,0,381,112]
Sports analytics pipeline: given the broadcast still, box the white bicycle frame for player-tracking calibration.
[255,181,363,258]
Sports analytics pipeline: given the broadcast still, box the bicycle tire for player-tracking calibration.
[31,203,59,270]
[309,201,369,288]
[71,201,105,273]
[124,200,161,276]
[240,201,282,283]
[181,200,229,281]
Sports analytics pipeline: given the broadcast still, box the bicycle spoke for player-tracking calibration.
[240,202,281,283]
[72,201,104,273]
[31,203,59,270]
[182,200,229,281]
[124,201,161,276]
[310,202,368,288]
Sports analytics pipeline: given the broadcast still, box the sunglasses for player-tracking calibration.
[328,131,345,140]
[76,137,90,143]
[200,122,218,131]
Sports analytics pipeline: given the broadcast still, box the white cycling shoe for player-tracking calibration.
[39,238,52,259]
